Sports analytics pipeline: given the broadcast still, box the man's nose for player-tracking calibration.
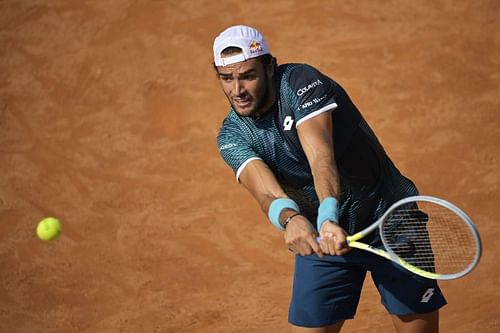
[233,79,244,95]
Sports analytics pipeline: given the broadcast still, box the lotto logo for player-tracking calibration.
[420,288,435,303]
[283,116,294,131]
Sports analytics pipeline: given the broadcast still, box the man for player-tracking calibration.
[213,25,446,332]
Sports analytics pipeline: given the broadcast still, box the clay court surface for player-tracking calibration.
[1,1,499,332]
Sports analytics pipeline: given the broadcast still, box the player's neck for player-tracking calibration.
[253,83,277,120]
[254,100,276,120]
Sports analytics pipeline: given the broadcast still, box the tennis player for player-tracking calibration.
[213,25,447,332]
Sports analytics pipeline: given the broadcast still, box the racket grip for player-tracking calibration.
[316,235,351,245]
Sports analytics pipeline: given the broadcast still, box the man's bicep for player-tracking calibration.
[297,110,340,201]
[297,110,335,163]
[239,159,287,212]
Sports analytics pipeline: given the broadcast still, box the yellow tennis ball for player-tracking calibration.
[36,217,62,241]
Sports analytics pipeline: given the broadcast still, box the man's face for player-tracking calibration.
[216,58,274,117]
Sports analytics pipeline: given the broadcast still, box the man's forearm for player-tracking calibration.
[309,155,341,202]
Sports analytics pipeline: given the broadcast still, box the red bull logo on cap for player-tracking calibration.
[249,40,263,54]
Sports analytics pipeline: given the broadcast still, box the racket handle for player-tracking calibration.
[316,236,351,245]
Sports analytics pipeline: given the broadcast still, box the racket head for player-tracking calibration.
[379,196,482,280]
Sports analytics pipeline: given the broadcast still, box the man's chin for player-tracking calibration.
[232,104,256,117]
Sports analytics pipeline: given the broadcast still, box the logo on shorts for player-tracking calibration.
[420,288,435,303]
[283,116,294,131]
[249,40,263,54]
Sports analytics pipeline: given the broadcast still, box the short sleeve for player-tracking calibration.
[217,118,261,182]
[284,64,338,126]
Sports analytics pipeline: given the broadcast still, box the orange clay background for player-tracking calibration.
[1,1,499,332]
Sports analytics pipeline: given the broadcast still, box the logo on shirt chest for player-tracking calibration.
[283,116,294,131]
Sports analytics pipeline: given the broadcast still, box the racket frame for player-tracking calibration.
[346,195,482,280]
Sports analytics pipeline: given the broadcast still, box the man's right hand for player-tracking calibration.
[284,215,323,257]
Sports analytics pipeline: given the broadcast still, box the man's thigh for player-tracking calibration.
[288,253,367,328]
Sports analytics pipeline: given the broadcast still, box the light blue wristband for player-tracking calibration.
[317,197,339,231]
[268,198,300,231]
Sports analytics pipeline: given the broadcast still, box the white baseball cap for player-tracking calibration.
[213,25,271,67]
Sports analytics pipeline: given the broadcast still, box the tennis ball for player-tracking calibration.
[36,217,62,241]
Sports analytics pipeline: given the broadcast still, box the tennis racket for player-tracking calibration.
[318,195,482,280]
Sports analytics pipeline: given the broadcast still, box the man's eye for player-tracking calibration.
[221,76,233,82]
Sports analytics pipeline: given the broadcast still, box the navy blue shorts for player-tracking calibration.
[288,249,447,328]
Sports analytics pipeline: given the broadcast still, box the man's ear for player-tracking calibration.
[266,57,277,77]
[212,62,221,78]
